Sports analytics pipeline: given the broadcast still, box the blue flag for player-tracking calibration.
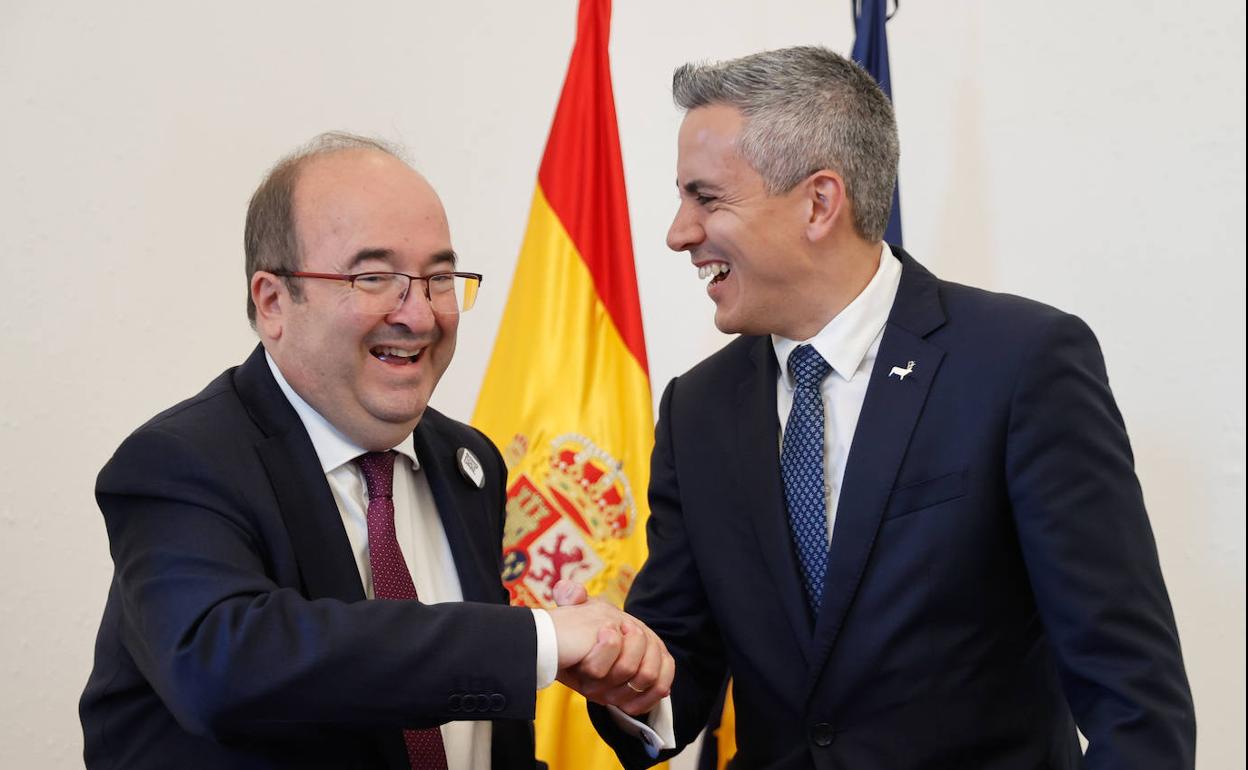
[852,0,903,246]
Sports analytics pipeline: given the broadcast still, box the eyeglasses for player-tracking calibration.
[272,270,482,315]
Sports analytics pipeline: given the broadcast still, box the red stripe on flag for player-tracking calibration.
[537,0,649,375]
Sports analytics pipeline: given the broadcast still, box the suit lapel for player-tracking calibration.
[804,249,947,699]
[258,433,368,602]
[736,337,816,660]
[234,345,366,602]
[413,418,499,604]
[235,345,429,767]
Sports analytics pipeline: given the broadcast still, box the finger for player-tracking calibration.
[619,625,663,694]
[656,645,675,695]
[619,646,675,717]
[575,625,623,680]
[601,621,647,688]
[552,580,589,607]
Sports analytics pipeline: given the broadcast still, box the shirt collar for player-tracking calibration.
[264,351,419,474]
[772,243,901,385]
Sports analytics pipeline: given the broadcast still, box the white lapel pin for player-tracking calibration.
[888,360,916,381]
[456,447,485,488]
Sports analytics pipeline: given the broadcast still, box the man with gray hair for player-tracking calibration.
[80,133,672,769]
[580,46,1194,768]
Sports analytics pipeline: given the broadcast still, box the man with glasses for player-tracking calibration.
[80,133,672,769]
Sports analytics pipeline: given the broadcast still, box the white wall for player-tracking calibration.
[1,1,1243,767]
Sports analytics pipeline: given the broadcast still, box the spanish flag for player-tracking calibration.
[471,0,654,767]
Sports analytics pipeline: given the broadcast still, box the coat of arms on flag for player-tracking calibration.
[500,433,639,609]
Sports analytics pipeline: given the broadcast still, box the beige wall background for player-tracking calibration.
[1,1,1243,767]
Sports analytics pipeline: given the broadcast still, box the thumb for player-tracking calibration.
[553,580,589,607]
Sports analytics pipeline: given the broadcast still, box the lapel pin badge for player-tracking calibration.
[456,447,485,489]
[888,360,916,381]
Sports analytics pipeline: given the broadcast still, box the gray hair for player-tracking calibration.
[672,46,899,241]
[243,132,406,326]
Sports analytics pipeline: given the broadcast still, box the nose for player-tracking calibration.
[666,200,705,253]
[384,282,438,333]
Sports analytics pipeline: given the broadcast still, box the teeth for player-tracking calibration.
[377,346,422,358]
[697,263,730,280]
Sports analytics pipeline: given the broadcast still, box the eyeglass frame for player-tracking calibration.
[269,269,484,314]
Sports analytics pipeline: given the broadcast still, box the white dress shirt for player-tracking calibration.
[772,243,901,545]
[623,248,901,757]
[265,353,557,770]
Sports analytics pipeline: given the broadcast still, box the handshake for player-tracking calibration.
[547,580,674,716]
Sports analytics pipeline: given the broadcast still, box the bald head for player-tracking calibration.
[243,132,412,326]
[291,149,448,272]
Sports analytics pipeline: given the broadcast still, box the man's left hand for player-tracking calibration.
[552,580,674,716]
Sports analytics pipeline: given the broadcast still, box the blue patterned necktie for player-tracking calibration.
[781,344,833,615]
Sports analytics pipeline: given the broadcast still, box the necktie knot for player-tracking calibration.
[356,451,396,500]
[788,344,831,390]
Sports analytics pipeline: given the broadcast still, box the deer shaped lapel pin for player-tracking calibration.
[888,360,916,382]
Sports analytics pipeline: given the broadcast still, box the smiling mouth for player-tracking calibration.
[370,345,424,364]
[698,262,731,285]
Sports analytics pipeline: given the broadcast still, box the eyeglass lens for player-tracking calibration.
[353,274,478,315]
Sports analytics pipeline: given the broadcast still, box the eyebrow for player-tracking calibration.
[344,248,395,271]
[344,248,459,272]
[680,179,717,195]
[426,249,458,270]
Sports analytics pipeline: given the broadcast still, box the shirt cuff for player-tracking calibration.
[607,697,676,758]
[532,608,558,689]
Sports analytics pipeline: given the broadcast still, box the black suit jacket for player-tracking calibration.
[593,248,1194,769]
[81,345,542,769]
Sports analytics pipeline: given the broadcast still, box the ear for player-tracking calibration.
[251,271,287,342]
[804,170,848,242]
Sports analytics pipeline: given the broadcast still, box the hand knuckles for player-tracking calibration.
[583,662,607,678]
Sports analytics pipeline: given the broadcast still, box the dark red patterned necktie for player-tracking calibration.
[356,451,449,770]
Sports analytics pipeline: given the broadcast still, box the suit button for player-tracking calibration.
[448,694,462,712]
[811,722,835,747]
[464,694,480,712]
[489,694,506,712]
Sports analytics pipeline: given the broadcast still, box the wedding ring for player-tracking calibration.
[625,680,648,694]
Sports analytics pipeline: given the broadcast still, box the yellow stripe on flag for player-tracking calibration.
[474,187,655,768]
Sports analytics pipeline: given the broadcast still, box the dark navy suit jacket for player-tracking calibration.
[81,345,542,769]
[593,248,1194,769]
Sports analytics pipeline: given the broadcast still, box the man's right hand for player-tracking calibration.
[546,580,674,716]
